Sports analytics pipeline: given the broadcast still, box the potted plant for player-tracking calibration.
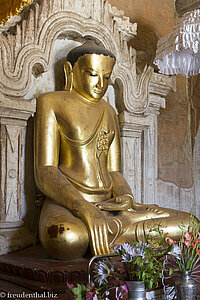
[66,223,174,299]
[92,236,173,300]
[68,217,200,299]
[160,215,200,300]
[66,216,200,299]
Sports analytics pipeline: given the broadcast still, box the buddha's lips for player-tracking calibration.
[94,89,104,94]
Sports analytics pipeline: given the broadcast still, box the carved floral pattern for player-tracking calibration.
[0,0,173,113]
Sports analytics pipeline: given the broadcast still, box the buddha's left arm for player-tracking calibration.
[106,108,161,211]
[107,108,133,199]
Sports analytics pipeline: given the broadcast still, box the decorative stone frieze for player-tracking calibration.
[0,0,154,114]
[150,73,176,97]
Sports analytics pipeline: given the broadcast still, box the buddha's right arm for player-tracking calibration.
[34,94,87,213]
[34,94,110,255]
[35,165,88,214]
[35,166,110,255]
[34,95,95,214]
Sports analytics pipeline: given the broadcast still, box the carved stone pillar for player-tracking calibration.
[119,73,175,205]
[119,112,143,203]
[119,108,160,205]
[0,98,35,254]
[142,100,161,205]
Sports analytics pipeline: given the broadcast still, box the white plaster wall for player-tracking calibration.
[25,39,81,99]
[156,123,200,220]
[157,179,197,217]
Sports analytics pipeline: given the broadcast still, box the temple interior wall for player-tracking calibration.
[109,0,200,217]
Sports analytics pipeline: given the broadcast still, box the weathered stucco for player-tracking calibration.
[158,75,193,188]
[108,0,176,37]
[110,0,200,216]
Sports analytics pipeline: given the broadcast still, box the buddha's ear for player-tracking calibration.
[64,61,73,91]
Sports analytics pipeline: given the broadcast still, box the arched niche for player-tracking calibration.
[0,0,174,254]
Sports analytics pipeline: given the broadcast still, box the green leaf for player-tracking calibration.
[149,261,153,269]
[72,284,84,296]
[149,278,154,289]
[169,268,174,276]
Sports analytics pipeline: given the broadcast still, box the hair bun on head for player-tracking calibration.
[67,41,116,67]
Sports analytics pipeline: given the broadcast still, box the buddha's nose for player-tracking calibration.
[97,74,104,88]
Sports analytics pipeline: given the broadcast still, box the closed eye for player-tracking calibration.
[89,73,98,77]
[86,71,98,77]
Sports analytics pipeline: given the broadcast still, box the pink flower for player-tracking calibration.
[66,281,75,289]
[166,237,176,245]
[86,292,98,300]
[194,238,200,245]
[116,284,128,300]
[184,232,191,241]
[183,231,192,247]
[121,284,128,293]
[196,249,200,256]
[183,240,190,248]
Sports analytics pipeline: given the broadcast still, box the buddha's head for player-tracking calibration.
[64,42,116,101]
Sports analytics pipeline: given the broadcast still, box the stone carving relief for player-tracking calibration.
[0,0,175,254]
[1,125,23,223]
[0,0,155,113]
[0,98,35,254]
[121,134,142,203]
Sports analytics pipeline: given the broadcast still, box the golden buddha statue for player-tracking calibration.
[34,42,192,260]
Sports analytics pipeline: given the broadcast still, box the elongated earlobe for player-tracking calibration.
[64,61,73,91]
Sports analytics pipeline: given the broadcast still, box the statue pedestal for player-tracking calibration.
[0,246,89,295]
[2,248,200,300]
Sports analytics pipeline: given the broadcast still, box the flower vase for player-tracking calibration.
[175,271,197,300]
[125,280,146,300]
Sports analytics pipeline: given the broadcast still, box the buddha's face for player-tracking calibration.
[72,53,115,101]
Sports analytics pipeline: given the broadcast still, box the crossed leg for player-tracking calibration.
[39,199,194,259]
[39,199,89,259]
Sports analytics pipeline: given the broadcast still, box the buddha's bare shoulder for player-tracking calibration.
[37,91,74,108]
[102,98,117,115]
